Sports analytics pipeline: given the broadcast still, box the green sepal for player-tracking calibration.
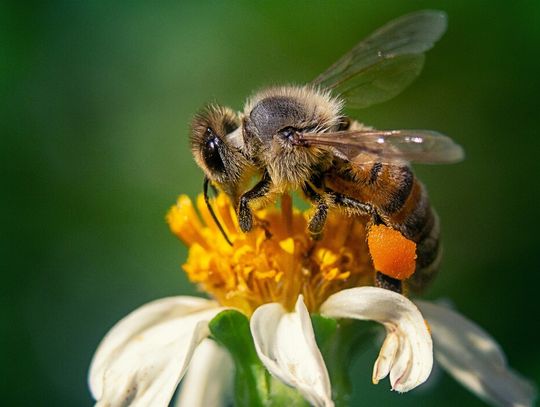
[209,310,308,407]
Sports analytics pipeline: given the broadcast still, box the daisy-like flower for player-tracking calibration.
[89,194,536,407]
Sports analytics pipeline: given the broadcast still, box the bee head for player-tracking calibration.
[190,105,250,200]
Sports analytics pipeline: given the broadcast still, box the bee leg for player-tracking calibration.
[309,202,328,240]
[323,189,402,294]
[302,182,328,240]
[304,184,379,239]
[238,171,272,233]
[375,272,403,293]
[325,189,374,217]
[324,188,387,225]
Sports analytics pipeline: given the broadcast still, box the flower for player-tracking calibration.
[89,194,536,407]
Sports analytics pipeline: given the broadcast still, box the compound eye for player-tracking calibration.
[202,128,226,174]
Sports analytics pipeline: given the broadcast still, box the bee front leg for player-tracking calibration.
[238,171,272,232]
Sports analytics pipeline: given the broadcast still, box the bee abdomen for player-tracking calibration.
[327,162,442,292]
[408,212,442,293]
[379,165,414,214]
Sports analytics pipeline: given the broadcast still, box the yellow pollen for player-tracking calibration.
[167,193,375,315]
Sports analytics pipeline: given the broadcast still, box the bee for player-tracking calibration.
[189,10,464,292]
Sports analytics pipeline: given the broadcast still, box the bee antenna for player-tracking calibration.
[203,177,233,246]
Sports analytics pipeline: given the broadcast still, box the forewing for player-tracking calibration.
[312,10,447,109]
[297,129,464,165]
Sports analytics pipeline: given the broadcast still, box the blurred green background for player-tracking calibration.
[3,1,539,405]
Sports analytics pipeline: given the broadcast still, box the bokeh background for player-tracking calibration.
[3,1,539,405]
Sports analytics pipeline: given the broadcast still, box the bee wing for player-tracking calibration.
[297,129,464,165]
[311,10,447,109]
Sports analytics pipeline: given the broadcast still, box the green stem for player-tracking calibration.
[209,310,309,407]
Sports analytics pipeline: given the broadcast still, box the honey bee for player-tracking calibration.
[189,10,464,292]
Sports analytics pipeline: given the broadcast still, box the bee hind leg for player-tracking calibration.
[322,188,403,294]
[374,272,403,293]
[326,188,375,218]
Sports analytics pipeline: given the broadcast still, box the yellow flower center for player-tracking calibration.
[167,193,375,315]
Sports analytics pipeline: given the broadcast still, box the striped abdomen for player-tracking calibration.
[325,160,441,292]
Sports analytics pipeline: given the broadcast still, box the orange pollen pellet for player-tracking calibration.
[367,224,417,280]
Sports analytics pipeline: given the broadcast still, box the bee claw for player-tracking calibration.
[309,231,324,241]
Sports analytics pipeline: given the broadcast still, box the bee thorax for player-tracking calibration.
[266,145,332,189]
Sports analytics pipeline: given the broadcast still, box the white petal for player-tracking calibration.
[250,296,334,407]
[320,287,432,392]
[373,332,399,384]
[174,339,233,407]
[89,296,226,407]
[417,300,537,407]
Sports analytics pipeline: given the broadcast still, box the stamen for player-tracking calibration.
[168,194,379,315]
